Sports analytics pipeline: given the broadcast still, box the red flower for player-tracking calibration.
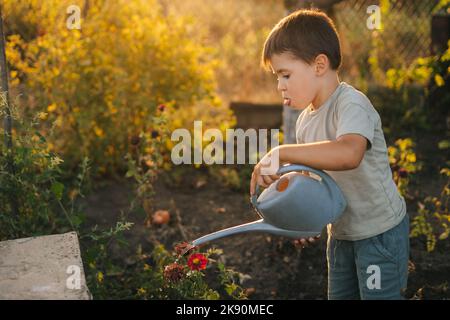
[157,104,166,112]
[163,263,185,283]
[187,253,208,271]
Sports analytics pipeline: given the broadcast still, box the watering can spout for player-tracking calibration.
[191,219,319,247]
[191,220,269,247]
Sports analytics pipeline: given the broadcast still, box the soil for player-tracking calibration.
[83,166,450,300]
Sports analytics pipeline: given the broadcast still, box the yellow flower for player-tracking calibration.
[94,126,104,137]
[137,287,146,295]
[107,100,117,114]
[406,153,416,163]
[46,142,54,151]
[47,103,57,112]
[212,96,222,107]
[133,117,141,126]
[145,146,153,154]
[97,271,104,283]
[434,74,445,87]
[109,106,118,114]
[397,138,412,151]
[165,139,174,150]
[38,112,48,120]
[172,118,182,128]
[54,116,63,127]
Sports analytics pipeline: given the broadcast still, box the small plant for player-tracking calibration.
[131,242,248,300]
[81,219,134,299]
[388,138,422,198]
[124,103,170,223]
[411,168,450,252]
[385,39,450,129]
[0,100,86,239]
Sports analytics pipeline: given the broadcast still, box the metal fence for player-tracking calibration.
[333,0,441,81]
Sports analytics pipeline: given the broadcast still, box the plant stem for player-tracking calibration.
[58,199,76,231]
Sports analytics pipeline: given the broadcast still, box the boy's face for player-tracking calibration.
[270,52,319,109]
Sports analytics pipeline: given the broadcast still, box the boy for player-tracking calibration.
[249,9,409,300]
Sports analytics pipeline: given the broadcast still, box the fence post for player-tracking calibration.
[0,4,19,217]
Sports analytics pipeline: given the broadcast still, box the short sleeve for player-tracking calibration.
[295,109,306,144]
[336,103,374,150]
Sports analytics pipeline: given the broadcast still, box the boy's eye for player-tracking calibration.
[276,75,290,80]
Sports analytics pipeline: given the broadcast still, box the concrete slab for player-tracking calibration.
[0,231,92,299]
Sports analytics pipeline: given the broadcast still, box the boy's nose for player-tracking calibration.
[277,82,286,92]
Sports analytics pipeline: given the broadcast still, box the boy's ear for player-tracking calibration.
[314,54,329,75]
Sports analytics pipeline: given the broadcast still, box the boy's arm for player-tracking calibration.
[278,134,368,171]
[250,134,367,195]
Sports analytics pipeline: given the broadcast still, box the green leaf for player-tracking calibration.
[225,283,238,296]
[204,290,220,300]
[439,231,449,241]
[51,181,64,200]
[71,214,84,227]
[125,169,135,178]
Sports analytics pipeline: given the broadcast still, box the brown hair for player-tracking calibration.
[262,9,342,71]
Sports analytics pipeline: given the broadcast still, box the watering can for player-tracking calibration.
[190,164,347,247]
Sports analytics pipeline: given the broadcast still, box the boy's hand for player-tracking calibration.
[250,150,281,196]
[293,235,321,249]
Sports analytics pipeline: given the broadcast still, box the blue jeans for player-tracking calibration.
[327,214,410,300]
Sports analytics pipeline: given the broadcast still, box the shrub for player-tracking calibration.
[4,0,226,176]
[388,138,422,199]
[0,98,87,239]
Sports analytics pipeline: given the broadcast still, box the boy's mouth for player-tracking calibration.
[283,98,291,106]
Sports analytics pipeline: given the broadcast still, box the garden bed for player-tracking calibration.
[83,166,450,300]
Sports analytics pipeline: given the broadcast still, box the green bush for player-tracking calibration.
[0,100,86,239]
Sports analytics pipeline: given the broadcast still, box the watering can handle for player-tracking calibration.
[250,164,332,207]
[276,163,330,180]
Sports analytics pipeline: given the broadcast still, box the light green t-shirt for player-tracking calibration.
[295,82,406,241]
